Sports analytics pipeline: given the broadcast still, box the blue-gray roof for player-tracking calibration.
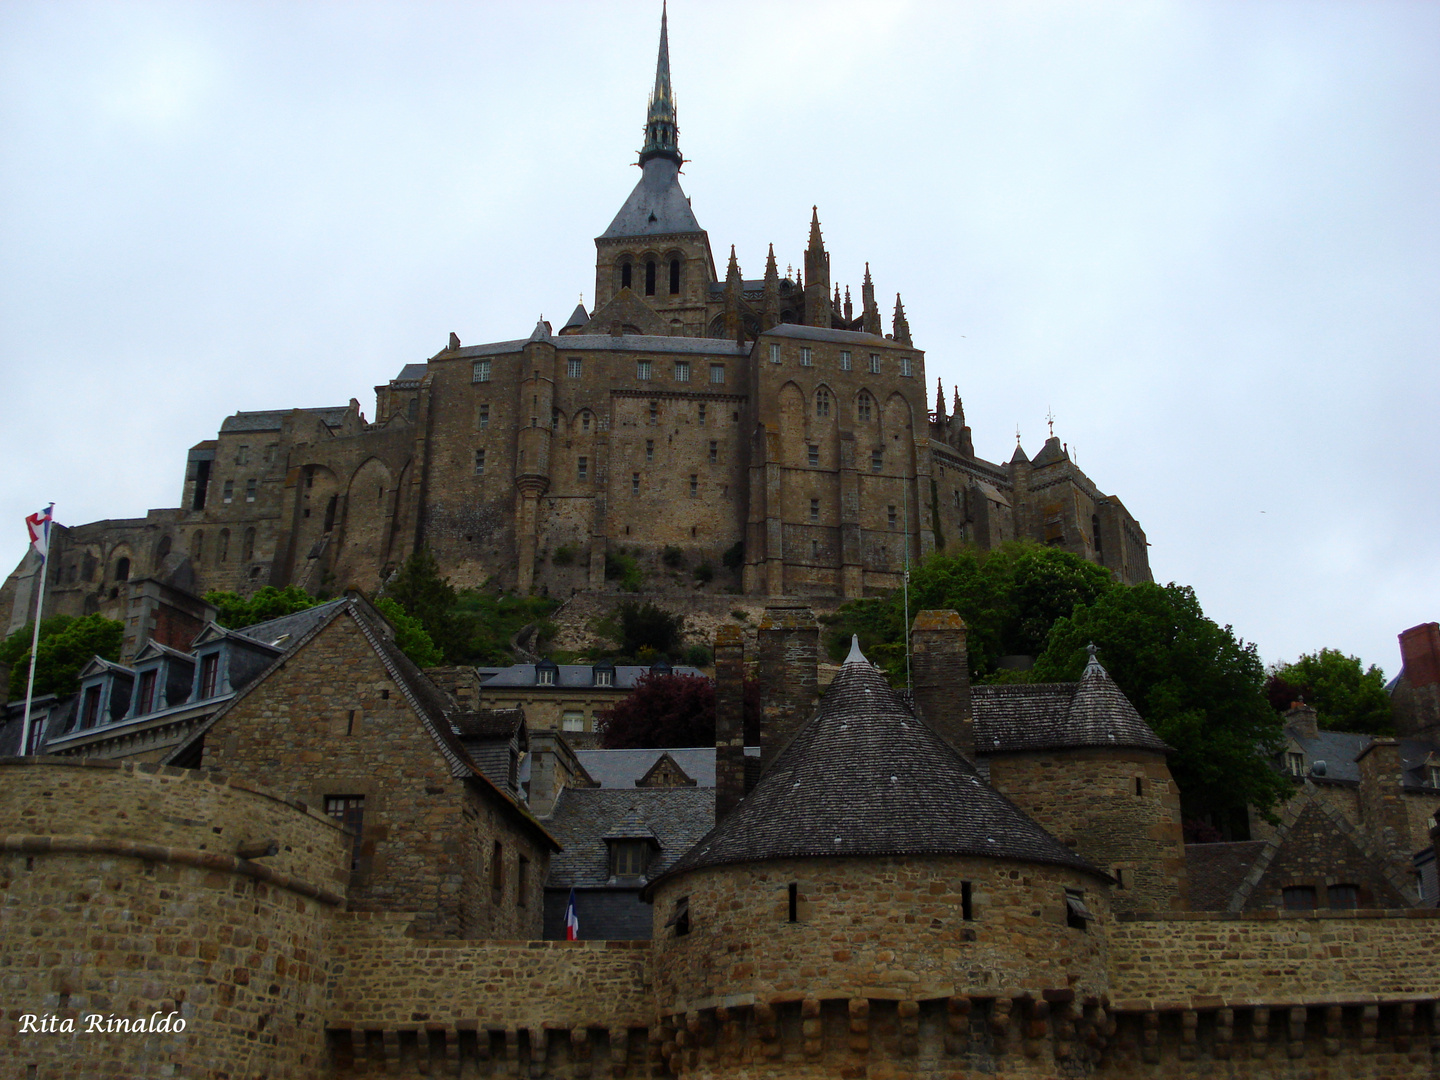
[391,363,428,383]
[543,786,715,889]
[233,598,350,649]
[219,407,350,433]
[599,158,704,240]
[456,334,748,359]
[762,324,897,347]
[482,663,703,690]
[575,747,717,788]
[1284,727,1440,789]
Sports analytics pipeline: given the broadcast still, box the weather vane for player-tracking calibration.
[1046,407,1055,438]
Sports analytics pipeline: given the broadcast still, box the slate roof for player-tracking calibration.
[600,158,704,239]
[572,747,718,788]
[973,654,1169,755]
[562,304,589,330]
[1185,842,1268,911]
[233,599,350,649]
[762,324,896,347]
[482,664,703,689]
[645,649,1102,895]
[544,787,715,889]
[219,407,350,433]
[1030,436,1069,469]
[390,363,428,383]
[1281,727,1440,790]
[455,335,749,359]
[451,709,525,740]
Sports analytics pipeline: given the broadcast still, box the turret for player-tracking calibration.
[761,244,780,331]
[723,246,743,342]
[861,263,881,335]
[803,207,832,328]
[893,293,912,346]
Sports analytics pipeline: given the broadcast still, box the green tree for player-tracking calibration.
[381,549,464,661]
[1270,649,1392,735]
[374,598,444,668]
[204,585,324,629]
[1032,582,1291,828]
[598,673,761,749]
[616,601,685,659]
[1,614,124,700]
[827,542,1117,680]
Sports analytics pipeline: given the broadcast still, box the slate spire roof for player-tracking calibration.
[639,2,681,168]
[645,642,1101,896]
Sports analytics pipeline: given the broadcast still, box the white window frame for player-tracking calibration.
[473,359,492,383]
[675,361,691,383]
[800,347,813,367]
[868,353,881,375]
[709,363,725,384]
[637,360,652,381]
[568,358,583,379]
[839,350,852,371]
[769,343,781,364]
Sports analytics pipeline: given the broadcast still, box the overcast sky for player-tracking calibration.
[1,1,1435,678]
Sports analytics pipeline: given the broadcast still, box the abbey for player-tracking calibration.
[2,7,1150,633]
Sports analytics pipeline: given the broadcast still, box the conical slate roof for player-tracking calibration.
[645,646,1100,895]
[601,158,703,239]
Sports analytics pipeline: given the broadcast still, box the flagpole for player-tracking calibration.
[20,509,51,757]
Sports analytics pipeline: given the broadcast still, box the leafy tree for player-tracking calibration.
[374,598,443,668]
[598,672,761,749]
[381,549,465,660]
[449,589,558,664]
[827,542,1117,681]
[616,601,684,659]
[204,585,324,629]
[1032,582,1291,828]
[1268,649,1393,735]
[1,614,124,700]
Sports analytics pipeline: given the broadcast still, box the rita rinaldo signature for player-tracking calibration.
[18,1012,187,1034]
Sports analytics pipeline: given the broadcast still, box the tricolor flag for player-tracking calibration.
[25,505,53,559]
[564,887,580,941]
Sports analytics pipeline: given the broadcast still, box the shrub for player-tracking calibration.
[616,601,684,657]
[662,545,684,569]
[721,540,745,571]
[604,550,643,592]
[693,562,714,584]
[685,644,713,668]
[552,544,576,567]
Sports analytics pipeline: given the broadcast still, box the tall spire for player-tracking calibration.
[893,293,912,346]
[639,3,681,167]
[935,377,946,421]
[804,207,832,327]
[861,263,881,335]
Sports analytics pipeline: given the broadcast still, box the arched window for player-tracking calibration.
[218,529,230,563]
[815,388,831,417]
[156,535,172,561]
[621,261,632,289]
[857,392,874,422]
[115,557,130,582]
[669,258,681,294]
[645,260,657,296]
[242,528,255,562]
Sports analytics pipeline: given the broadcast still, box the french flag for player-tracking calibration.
[25,504,53,559]
[564,888,580,941]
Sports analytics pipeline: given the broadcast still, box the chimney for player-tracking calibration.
[1356,738,1413,874]
[1400,623,1440,688]
[910,610,974,760]
[1283,701,1319,741]
[1394,623,1440,740]
[526,730,593,818]
[757,605,819,770]
[714,625,746,821]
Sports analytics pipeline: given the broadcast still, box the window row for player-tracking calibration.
[768,345,912,377]
[220,479,259,503]
[619,256,683,297]
[475,358,728,385]
[231,443,278,466]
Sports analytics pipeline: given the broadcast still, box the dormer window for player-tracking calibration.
[593,662,615,688]
[1428,764,1440,789]
[135,669,157,715]
[199,653,220,698]
[610,840,650,877]
[80,686,101,730]
[536,661,558,687]
[1285,751,1305,777]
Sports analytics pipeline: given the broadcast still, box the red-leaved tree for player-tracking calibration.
[597,673,761,749]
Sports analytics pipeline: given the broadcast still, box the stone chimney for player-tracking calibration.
[526,730,594,818]
[757,605,819,770]
[1282,701,1319,741]
[1356,738,1413,874]
[714,625,746,821]
[910,610,973,761]
[1394,623,1440,739]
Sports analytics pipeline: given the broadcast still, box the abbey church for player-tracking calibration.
[2,6,1150,632]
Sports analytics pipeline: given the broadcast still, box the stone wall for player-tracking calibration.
[1243,799,1411,910]
[649,855,1113,1012]
[0,757,346,1080]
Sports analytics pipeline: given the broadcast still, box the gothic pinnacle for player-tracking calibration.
[639,1,681,167]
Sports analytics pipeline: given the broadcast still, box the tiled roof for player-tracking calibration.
[646,652,1100,894]
[1030,436,1069,469]
[573,747,719,788]
[1280,728,1440,787]
[1185,842,1267,911]
[482,664,703,690]
[391,363,428,383]
[234,599,349,648]
[973,655,1169,754]
[456,335,749,359]
[219,407,350,433]
[544,787,714,889]
[451,709,525,740]
[761,324,895,347]
[599,158,704,239]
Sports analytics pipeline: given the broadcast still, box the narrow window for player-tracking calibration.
[632,472,641,494]
[1135,777,1144,796]
[710,363,725,384]
[581,411,591,433]
[810,498,819,523]
[900,355,913,377]
[954,489,961,508]
[888,505,897,529]
[325,796,365,872]
[709,440,718,463]
[577,457,588,482]
[675,361,691,383]
[1092,514,1103,557]
[491,840,504,897]
[621,262,632,289]
[646,439,654,462]
[698,402,707,423]
[245,478,257,502]
[199,654,220,698]
[872,449,883,472]
[839,350,852,371]
[769,343,781,364]
[80,686,101,729]
[191,459,211,510]
[242,528,255,562]
[551,408,560,430]
[478,403,490,429]
[136,670,156,715]
[568,357,583,379]
[665,896,690,936]
[800,347,813,367]
[868,353,881,374]
[649,401,658,424]
[857,393,873,421]
[346,709,356,736]
[669,258,681,294]
[637,360,652,380]
[1115,868,1126,889]
[218,529,230,563]
[115,557,131,582]
[236,444,249,465]
[815,388,830,417]
[787,882,798,922]
[517,855,529,907]
[222,480,234,503]
[1283,885,1317,910]
[473,359,491,383]
[407,398,419,423]
[474,449,486,475]
[808,444,819,467]
[1285,751,1305,777]
[810,538,819,558]
[689,475,698,497]
[645,259,657,296]
[961,881,974,921]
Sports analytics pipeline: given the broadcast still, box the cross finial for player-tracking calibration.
[1016,424,1021,446]
[1046,407,1055,438]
